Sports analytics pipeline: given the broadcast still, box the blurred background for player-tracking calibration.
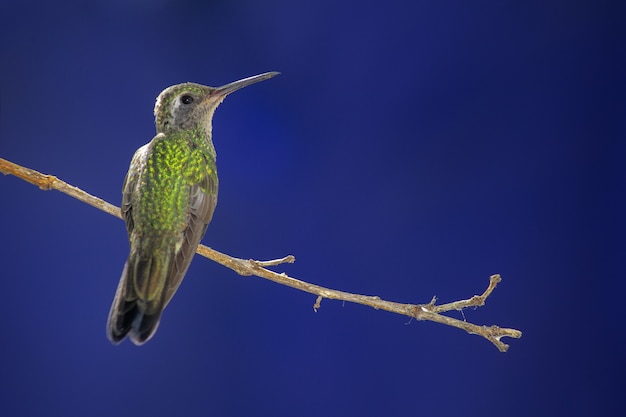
[1,0,624,415]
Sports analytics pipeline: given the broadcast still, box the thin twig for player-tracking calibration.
[251,256,296,267]
[0,157,522,351]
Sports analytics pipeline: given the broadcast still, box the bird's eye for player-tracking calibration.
[181,95,194,105]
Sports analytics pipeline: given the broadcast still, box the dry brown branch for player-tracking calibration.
[1,157,522,352]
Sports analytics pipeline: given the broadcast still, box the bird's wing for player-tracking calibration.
[163,153,218,307]
[107,144,150,344]
[120,144,149,236]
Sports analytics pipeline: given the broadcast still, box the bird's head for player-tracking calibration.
[153,71,279,135]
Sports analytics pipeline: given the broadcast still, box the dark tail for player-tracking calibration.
[106,261,163,346]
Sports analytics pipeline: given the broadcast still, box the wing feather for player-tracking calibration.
[163,158,218,307]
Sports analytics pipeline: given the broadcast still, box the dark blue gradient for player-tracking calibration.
[1,1,623,416]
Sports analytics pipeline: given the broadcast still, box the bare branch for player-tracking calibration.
[1,157,522,351]
[0,158,123,220]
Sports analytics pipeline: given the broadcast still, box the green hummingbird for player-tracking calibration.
[107,71,279,345]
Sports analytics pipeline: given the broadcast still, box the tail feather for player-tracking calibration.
[129,310,162,345]
[107,253,169,346]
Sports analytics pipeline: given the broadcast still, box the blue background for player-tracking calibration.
[1,0,624,415]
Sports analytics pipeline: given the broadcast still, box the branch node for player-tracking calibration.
[39,174,56,190]
[428,295,437,307]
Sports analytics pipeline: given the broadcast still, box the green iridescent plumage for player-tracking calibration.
[107,72,279,345]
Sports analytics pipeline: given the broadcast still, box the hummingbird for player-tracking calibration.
[107,71,279,345]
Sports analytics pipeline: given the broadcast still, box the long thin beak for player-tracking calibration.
[212,71,280,97]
